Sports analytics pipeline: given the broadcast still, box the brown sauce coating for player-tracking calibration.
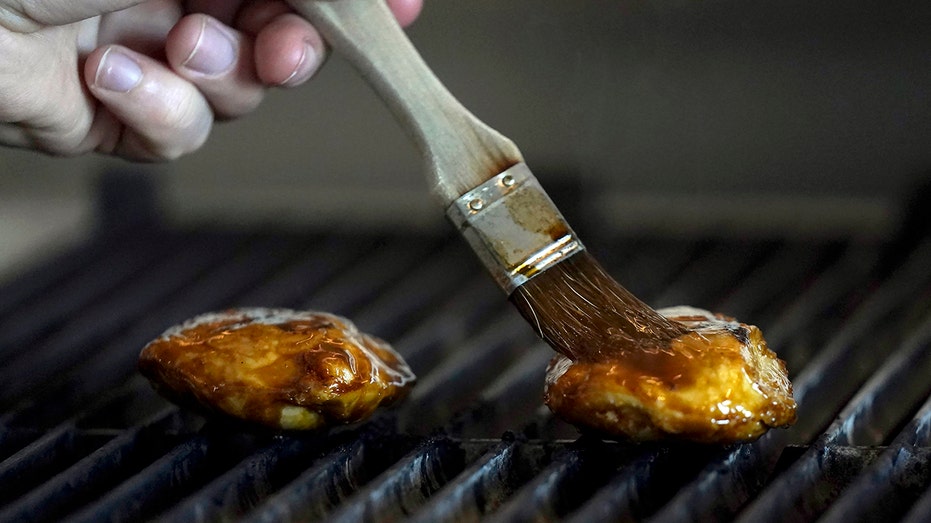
[138,308,415,430]
[544,306,796,443]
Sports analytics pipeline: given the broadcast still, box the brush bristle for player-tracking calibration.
[509,250,687,361]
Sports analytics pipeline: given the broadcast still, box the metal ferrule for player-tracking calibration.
[446,163,586,294]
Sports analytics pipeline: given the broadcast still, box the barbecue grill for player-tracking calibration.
[2,172,931,523]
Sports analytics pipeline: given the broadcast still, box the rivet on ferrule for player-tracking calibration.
[446,163,586,294]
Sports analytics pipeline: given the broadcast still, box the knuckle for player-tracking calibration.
[142,90,212,159]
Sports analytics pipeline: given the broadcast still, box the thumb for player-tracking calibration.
[0,0,147,31]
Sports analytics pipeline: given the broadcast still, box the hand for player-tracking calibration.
[0,0,422,161]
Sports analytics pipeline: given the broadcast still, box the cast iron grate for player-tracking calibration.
[2,178,931,522]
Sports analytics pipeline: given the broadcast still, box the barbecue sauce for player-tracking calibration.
[138,308,415,430]
[544,306,797,443]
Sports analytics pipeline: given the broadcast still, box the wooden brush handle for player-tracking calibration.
[287,0,524,205]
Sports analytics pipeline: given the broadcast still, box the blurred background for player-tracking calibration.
[2,0,930,282]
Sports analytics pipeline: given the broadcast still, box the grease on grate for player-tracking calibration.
[138,308,415,430]
[544,306,797,443]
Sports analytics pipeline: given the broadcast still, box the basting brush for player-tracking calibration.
[287,0,687,361]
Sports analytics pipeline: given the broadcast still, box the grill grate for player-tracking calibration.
[2,178,931,522]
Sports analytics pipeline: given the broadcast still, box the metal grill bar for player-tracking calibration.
[0,409,192,523]
[0,424,94,506]
[238,427,420,523]
[610,239,701,299]
[407,439,527,523]
[820,392,931,523]
[65,434,216,523]
[0,234,169,354]
[755,244,879,354]
[292,237,441,316]
[400,315,535,433]
[390,272,501,373]
[485,441,630,522]
[713,242,831,321]
[448,346,552,439]
[343,240,476,338]
[651,240,774,308]
[151,433,333,522]
[0,232,134,319]
[227,235,377,308]
[318,438,466,523]
[902,475,931,523]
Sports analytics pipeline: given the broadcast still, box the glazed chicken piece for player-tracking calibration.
[544,306,796,443]
[139,308,415,430]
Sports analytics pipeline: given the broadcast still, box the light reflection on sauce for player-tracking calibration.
[139,308,415,430]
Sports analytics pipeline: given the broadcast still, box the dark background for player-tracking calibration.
[2,0,930,275]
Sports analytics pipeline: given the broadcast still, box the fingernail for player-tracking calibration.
[280,42,320,87]
[95,48,142,92]
[183,18,237,75]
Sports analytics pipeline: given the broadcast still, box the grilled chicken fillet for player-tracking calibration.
[139,308,415,430]
[544,306,796,443]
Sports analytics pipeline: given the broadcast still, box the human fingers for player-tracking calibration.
[0,0,147,31]
[0,21,96,155]
[185,0,422,30]
[238,0,423,87]
[386,0,423,27]
[84,44,213,160]
[232,1,322,87]
[164,13,265,118]
[252,13,325,87]
[95,0,184,57]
